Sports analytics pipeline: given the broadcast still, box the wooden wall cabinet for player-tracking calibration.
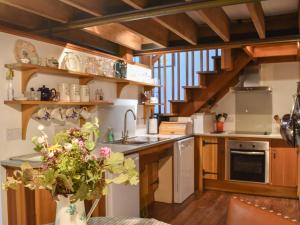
[270,147,298,187]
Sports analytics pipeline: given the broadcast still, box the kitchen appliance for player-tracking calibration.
[147,116,158,134]
[174,137,195,203]
[192,113,215,134]
[159,122,193,135]
[106,153,139,217]
[226,140,269,183]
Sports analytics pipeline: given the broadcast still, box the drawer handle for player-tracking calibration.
[203,140,218,146]
[203,170,218,175]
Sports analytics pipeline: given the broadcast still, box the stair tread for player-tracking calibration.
[159,113,179,117]
[169,100,187,103]
[183,85,207,89]
[198,70,219,75]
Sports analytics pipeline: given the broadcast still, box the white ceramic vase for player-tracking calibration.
[55,195,87,225]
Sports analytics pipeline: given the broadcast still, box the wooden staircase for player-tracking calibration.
[169,50,252,116]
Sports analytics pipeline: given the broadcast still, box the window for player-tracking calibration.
[153,49,221,114]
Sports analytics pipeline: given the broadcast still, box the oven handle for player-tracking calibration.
[231,150,265,155]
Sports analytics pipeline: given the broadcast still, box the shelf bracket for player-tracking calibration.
[79,77,94,85]
[22,69,38,93]
[21,104,38,140]
[116,82,129,98]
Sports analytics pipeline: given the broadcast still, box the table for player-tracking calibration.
[46,217,170,225]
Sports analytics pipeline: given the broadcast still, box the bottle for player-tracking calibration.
[7,79,14,100]
[107,128,114,143]
[99,89,104,100]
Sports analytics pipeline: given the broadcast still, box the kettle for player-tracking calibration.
[113,60,127,78]
[147,114,158,134]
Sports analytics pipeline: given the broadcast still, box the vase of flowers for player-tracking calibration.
[3,120,138,225]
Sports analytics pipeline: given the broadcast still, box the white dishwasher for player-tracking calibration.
[106,153,140,217]
[174,137,195,203]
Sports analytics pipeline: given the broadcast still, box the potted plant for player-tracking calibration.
[215,113,228,132]
[2,120,138,225]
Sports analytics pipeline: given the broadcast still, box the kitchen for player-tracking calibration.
[0,1,300,225]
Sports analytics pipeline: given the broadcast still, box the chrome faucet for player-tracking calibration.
[121,109,137,143]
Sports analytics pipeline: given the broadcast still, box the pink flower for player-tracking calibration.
[99,147,111,158]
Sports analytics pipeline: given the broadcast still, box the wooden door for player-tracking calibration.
[201,137,218,180]
[271,147,298,187]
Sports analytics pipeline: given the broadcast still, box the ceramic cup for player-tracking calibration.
[50,107,65,122]
[70,84,80,102]
[78,107,91,120]
[65,107,79,120]
[33,107,51,120]
[58,83,70,102]
[80,85,90,102]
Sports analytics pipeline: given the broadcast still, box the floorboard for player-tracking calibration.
[149,190,300,225]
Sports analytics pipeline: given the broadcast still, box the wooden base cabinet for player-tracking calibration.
[201,137,218,180]
[270,147,298,187]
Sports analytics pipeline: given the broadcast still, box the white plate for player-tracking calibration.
[60,52,82,72]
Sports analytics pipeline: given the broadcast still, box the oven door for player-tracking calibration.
[230,149,268,183]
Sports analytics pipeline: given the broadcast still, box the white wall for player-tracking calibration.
[0,32,147,225]
[212,62,300,133]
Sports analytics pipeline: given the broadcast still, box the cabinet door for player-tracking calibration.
[201,137,218,180]
[271,148,298,187]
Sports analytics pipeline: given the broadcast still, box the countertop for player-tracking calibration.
[0,134,192,168]
[1,132,284,168]
[194,132,282,139]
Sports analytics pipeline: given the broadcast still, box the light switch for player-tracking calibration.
[6,128,22,141]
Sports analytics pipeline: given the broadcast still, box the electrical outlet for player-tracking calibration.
[6,128,22,141]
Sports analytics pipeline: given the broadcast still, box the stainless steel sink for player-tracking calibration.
[109,140,149,145]
[107,136,170,145]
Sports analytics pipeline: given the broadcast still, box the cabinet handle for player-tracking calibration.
[273,152,276,159]
[202,140,218,147]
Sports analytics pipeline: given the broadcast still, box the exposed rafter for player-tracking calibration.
[122,0,198,45]
[0,3,46,29]
[36,0,261,34]
[0,0,77,23]
[188,7,230,42]
[133,34,300,55]
[246,2,265,39]
[59,0,169,48]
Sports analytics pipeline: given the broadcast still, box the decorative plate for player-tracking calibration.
[14,39,39,64]
[60,52,82,72]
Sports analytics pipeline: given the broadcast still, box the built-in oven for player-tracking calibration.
[226,140,269,183]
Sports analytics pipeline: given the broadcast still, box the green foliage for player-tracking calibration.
[3,121,139,203]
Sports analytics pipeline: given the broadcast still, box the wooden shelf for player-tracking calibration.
[5,63,160,97]
[4,100,113,106]
[4,100,113,140]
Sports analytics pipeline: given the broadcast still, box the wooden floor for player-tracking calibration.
[149,191,300,225]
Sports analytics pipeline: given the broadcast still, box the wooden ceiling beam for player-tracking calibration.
[133,34,300,55]
[36,0,260,34]
[84,24,143,50]
[246,2,265,39]
[0,3,47,29]
[59,0,168,48]
[189,7,230,42]
[122,0,197,45]
[252,43,298,57]
[0,0,75,23]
